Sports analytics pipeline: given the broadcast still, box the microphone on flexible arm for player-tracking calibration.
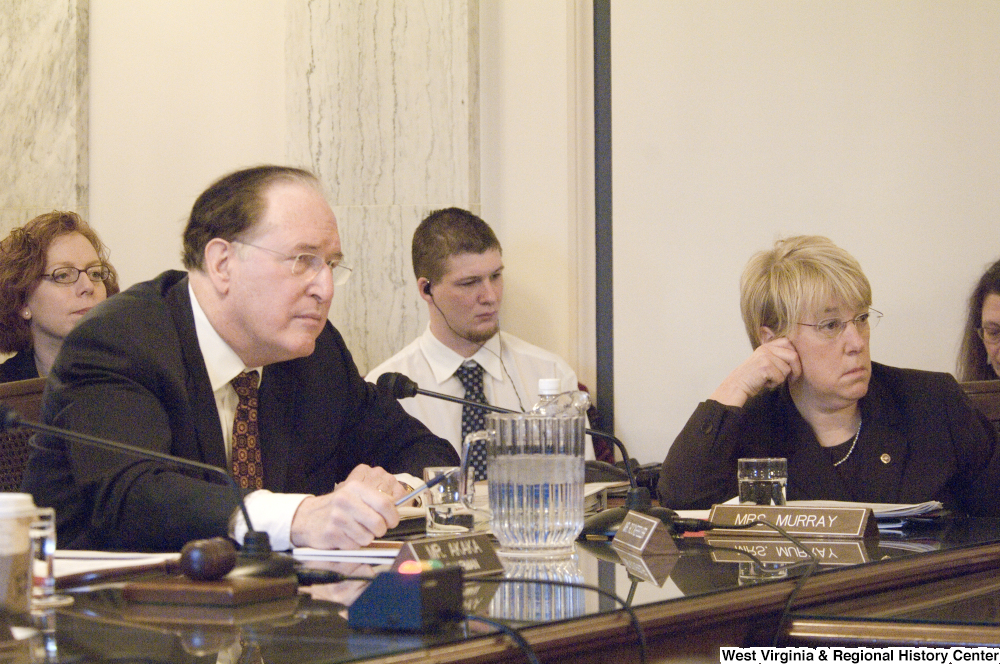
[0,403,296,581]
[374,372,713,538]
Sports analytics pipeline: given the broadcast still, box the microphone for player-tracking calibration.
[374,372,710,537]
[376,371,503,410]
[0,403,294,580]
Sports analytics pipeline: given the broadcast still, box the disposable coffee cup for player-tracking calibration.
[0,493,39,616]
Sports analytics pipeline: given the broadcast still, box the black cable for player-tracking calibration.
[754,519,819,647]
[428,290,527,412]
[699,542,771,571]
[475,576,648,664]
[465,615,541,664]
[696,517,818,647]
[303,565,642,660]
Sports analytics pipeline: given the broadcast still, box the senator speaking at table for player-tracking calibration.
[22,165,458,553]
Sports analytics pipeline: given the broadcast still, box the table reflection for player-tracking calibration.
[489,553,586,623]
[6,516,999,663]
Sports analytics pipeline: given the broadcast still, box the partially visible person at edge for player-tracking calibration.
[21,166,459,552]
[958,257,1000,382]
[658,235,1000,515]
[0,212,119,383]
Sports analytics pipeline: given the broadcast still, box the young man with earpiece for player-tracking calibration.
[366,208,591,468]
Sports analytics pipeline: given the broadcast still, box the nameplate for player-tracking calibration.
[707,504,877,539]
[611,511,679,556]
[614,549,678,586]
[391,534,503,579]
[705,536,876,566]
[461,580,500,614]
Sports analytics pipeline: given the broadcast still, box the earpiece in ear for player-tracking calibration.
[423,282,432,296]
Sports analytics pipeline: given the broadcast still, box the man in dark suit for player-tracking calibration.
[22,166,459,552]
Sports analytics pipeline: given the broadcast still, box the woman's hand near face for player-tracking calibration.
[709,338,801,408]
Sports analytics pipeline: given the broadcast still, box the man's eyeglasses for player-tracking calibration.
[977,326,1000,345]
[235,241,352,286]
[41,265,112,285]
[797,309,882,340]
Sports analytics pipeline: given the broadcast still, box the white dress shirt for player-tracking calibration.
[366,327,593,458]
[189,284,309,550]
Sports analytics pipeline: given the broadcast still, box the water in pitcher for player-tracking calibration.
[488,454,584,553]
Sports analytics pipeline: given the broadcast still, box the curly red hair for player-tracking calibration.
[0,212,119,353]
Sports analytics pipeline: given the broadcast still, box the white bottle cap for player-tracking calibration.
[537,378,562,396]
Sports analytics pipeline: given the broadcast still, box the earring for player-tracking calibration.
[22,309,31,320]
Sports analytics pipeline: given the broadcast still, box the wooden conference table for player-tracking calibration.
[10,516,1000,663]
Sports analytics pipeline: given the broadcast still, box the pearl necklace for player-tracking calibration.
[833,418,862,468]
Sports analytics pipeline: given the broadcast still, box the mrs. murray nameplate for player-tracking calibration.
[708,504,878,538]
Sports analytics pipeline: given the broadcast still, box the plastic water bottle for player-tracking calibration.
[530,378,566,415]
[530,378,590,416]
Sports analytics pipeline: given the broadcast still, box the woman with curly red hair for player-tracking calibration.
[0,212,119,382]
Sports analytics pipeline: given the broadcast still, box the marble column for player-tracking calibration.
[287,0,479,374]
[0,0,89,233]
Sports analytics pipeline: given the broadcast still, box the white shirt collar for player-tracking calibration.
[188,282,261,390]
[418,326,504,384]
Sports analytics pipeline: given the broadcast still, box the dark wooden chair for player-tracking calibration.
[960,380,1000,433]
[578,382,615,464]
[0,377,46,492]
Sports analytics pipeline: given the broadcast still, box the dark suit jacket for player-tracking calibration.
[21,271,459,551]
[0,351,39,383]
[659,363,1000,515]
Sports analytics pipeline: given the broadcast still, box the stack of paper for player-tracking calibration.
[293,545,400,564]
[788,500,944,518]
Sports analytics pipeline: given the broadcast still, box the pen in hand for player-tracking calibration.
[395,468,456,506]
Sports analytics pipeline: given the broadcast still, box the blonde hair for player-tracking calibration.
[740,236,872,349]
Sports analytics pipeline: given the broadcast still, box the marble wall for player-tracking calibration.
[0,0,89,233]
[287,0,480,374]
[2,0,479,374]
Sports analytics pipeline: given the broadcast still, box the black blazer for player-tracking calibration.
[659,362,1000,515]
[22,271,458,551]
[0,351,39,383]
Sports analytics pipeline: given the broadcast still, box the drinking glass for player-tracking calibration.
[737,458,787,506]
[423,466,476,535]
[30,506,72,609]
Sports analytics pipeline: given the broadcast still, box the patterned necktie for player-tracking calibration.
[231,370,262,489]
[455,362,489,481]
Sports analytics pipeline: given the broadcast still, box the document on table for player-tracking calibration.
[54,551,179,586]
[788,500,944,518]
[293,544,402,564]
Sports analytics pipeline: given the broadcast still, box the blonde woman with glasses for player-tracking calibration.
[659,235,1000,516]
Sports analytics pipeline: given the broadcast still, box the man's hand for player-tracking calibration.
[289,464,405,549]
[709,338,802,408]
